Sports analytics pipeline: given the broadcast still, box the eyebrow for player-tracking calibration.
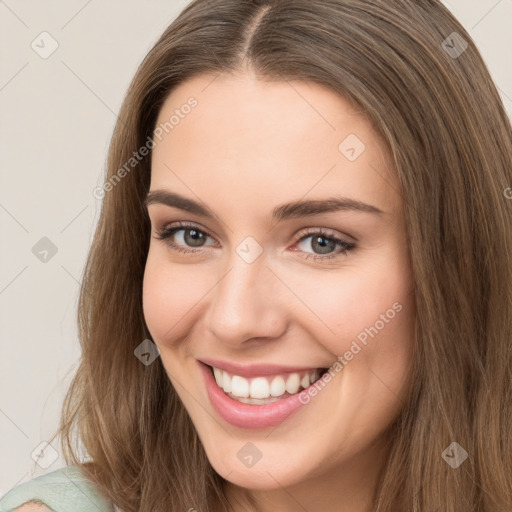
[144,190,385,222]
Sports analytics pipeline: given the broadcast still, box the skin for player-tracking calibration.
[142,69,416,512]
[14,504,50,511]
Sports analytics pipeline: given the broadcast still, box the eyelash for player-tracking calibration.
[153,221,356,263]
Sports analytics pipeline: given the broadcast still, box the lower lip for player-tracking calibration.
[198,361,311,429]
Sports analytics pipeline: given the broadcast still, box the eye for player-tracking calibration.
[291,228,356,262]
[153,222,216,255]
[153,222,356,262]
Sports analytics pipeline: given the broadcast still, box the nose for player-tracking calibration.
[203,253,288,346]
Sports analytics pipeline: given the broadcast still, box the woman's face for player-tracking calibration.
[143,71,416,504]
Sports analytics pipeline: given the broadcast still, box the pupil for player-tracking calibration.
[185,229,205,247]
[313,235,334,255]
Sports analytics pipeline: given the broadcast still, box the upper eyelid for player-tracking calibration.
[157,222,218,244]
[149,206,361,238]
[156,221,352,246]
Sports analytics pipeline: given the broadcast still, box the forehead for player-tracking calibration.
[150,72,401,218]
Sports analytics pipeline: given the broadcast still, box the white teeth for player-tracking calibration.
[285,373,301,394]
[213,367,223,387]
[223,371,232,393]
[211,366,323,400]
[250,377,270,399]
[234,396,282,405]
[231,375,249,398]
[270,376,286,397]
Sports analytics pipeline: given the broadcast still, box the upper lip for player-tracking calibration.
[199,358,328,378]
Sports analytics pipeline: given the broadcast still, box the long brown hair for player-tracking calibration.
[49,1,512,510]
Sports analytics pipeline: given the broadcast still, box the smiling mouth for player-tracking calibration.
[206,364,329,405]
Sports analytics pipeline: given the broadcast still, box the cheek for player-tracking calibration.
[284,254,415,382]
[284,258,411,339]
[142,251,207,344]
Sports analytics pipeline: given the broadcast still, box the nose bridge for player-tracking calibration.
[205,248,286,344]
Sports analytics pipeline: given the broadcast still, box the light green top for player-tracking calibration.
[0,466,115,512]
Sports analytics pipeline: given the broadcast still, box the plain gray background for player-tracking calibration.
[1,0,511,495]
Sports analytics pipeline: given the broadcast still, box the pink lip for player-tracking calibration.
[198,361,310,429]
[198,357,324,378]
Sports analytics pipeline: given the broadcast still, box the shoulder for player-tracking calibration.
[0,466,114,512]
[9,503,50,512]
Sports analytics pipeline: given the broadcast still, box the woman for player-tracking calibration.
[2,0,511,511]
